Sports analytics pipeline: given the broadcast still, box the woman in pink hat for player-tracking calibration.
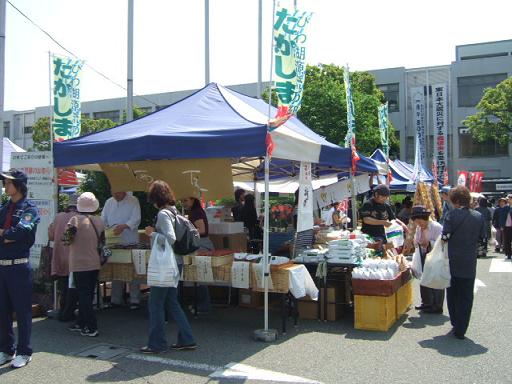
[64,192,105,337]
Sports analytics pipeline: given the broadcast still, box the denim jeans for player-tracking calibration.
[74,270,99,331]
[147,278,195,350]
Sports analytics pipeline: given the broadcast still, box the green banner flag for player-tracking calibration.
[52,55,83,142]
[378,102,389,156]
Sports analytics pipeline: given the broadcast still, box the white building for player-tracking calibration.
[369,39,512,193]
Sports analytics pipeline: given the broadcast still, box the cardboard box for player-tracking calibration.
[297,288,342,321]
[209,222,244,234]
[238,289,263,308]
[209,233,247,252]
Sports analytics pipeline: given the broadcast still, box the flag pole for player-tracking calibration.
[254,0,277,343]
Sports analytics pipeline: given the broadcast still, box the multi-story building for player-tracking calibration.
[370,39,512,193]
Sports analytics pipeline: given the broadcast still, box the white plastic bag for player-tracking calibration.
[420,237,451,289]
[147,233,180,288]
[411,248,423,279]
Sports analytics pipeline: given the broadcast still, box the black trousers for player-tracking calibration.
[503,227,512,258]
[74,270,99,331]
[447,276,475,337]
[419,246,445,310]
[56,276,78,321]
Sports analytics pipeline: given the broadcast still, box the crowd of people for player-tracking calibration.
[1,167,512,368]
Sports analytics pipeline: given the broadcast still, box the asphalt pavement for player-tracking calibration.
[1,251,511,384]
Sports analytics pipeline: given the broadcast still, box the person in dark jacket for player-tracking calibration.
[475,197,492,257]
[442,185,485,340]
[0,169,40,368]
[492,198,507,252]
[231,189,245,222]
[498,194,512,260]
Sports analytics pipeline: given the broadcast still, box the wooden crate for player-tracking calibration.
[354,294,397,332]
[396,280,413,317]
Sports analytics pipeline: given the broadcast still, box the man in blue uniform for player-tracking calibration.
[0,169,39,368]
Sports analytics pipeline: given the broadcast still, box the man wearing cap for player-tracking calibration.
[101,191,141,309]
[359,184,396,247]
[48,194,80,321]
[0,169,40,368]
[439,186,453,224]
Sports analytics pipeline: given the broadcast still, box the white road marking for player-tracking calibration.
[474,278,486,294]
[210,363,321,383]
[126,354,321,383]
[126,353,221,372]
[489,258,512,273]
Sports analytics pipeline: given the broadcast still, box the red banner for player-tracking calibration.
[469,172,484,192]
[58,169,79,186]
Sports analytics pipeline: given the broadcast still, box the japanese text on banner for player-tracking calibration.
[378,103,389,155]
[411,87,426,181]
[52,55,84,141]
[432,83,448,184]
[271,6,312,127]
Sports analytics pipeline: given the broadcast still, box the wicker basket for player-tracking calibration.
[182,264,197,282]
[250,264,290,294]
[192,254,234,267]
[111,263,146,282]
[99,263,113,281]
[213,264,232,282]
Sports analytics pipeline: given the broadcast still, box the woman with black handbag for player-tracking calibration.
[64,192,105,337]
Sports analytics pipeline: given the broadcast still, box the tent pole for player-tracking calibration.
[254,0,277,343]
[350,171,357,231]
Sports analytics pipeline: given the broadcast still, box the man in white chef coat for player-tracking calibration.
[102,191,142,309]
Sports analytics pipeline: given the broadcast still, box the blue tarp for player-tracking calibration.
[54,83,377,175]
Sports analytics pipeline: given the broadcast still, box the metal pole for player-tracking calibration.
[127,0,134,122]
[256,0,262,98]
[254,0,277,342]
[204,0,210,85]
[0,0,6,169]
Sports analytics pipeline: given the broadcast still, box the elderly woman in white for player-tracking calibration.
[412,205,444,314]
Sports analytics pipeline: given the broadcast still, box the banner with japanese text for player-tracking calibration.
[432,83,448,184]
[411,86,426,181]
[378,102,389,156]
[11,152,55,267]
[297,161,314,232]
[52,55,84,141]
[343,66,360,171]
[270,6,312,128]
[314,174,370,210]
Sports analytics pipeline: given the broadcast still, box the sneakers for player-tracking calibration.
[11,355,31,368]
[140,346,165,354]
[68,324,82,332]
[80,327,99,337]
[129,304,141,311]
[170,343,197,351]
[0,352,15,365]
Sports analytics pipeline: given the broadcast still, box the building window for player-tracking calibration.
[457,73,507,107]
[81,113,90,119]
[93,110,120,122]
[138,106,152,114]
[377,83,399,112]
[24,126,33,134]
[406,134,453,163]
[459,128,508,158]
[3,121,10,138]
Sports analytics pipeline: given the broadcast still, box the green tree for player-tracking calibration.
[265,64,399,157]
[298,64,399,156]
[31,117,116,151]
[463,76,512,145]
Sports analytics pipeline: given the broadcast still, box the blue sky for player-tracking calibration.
[4,0,512,111]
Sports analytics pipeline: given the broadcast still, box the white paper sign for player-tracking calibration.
[194,256,214,282]
[252,263,273,290]
[231,261,250,289]
[132,249,147,275]
[11,151,55,268]
[297,161,314,232]
[314,174,369,210]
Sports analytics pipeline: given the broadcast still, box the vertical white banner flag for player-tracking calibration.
[432,83,448,184]
[411,87,426,181]
[297,161,314,232]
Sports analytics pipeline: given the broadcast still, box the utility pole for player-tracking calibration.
[205,0,210,85]
[256,0,262,98]
[0,0,6,169]
[127,0,134,122]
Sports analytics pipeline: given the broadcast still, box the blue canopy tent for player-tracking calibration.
[53,82,378,338]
